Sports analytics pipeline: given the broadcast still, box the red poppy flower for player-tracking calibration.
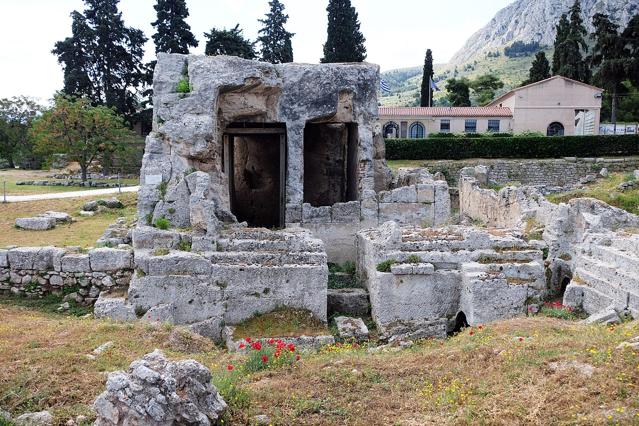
[288,343,296,352]
[518,337,524,342]
[245,337,252,343]
[227,364,234,371]
[252,342,262,351]
[296,354,301,361]
[478,325,484,330]
[261,355,269,363]
[469,330,475,336]
[239,343,246,349]
[275,349,281,358]
[268,338,275,345]
[276,341,286,350]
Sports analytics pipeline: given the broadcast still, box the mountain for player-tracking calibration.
[381,0,639,107]
[450,0,639,65]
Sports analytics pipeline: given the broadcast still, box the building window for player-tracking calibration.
[440,119,450,133]
[409,122,425,139]
[547,122,565,137]
[383,121,399,138]
[465,119,477,133]
[488,120,500,132]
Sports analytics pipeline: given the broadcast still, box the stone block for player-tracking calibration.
[379,186,417,203]
[390,264,413,275]
[417,184,435,203]
[413,263,435,275]
[302,204,331,223]
[34,247,65,270]
[15,217,56,231]
[146,252,211,276]
[335,316,369,341]
[584,306,621,325]
[328,288,369,316]
[89,248,133,272]
[61,254,91,273]
[40,211,72,223]
[8,247,41,270]
[132,226,182,250]
[0,250,8,268]
[142,304,175,324]
[94,297,136,321]
[331,201,360,223]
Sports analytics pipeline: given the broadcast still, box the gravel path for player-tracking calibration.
[2,186,139,203]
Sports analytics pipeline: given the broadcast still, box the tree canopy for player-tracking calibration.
[258,0,294,64]
[204,25,256,59]
[52,0,148,121]
[321,0,366,63]
[445,78,471,107]
[420,49,434,107]
[30,96,134,181]
[523,51,551,85]
[0,97,42,169]
[151,0,198,55]
[552,0,591,82]
[470,74,504,105]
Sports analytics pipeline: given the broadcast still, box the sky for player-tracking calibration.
[0,0,514,101]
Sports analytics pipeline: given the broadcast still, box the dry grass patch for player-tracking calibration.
[0,193,136,247]
[1,305,639,425]
[233,308,329,339]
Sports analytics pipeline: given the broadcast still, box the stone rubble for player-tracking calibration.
[93,349,226,425]
[335,316,369,341]
[14,411,53,426]
[327,288,370,317]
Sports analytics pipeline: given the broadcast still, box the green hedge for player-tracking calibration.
[384,135,639,160]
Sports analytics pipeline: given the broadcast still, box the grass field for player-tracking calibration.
[0,169,138,196]
[0,192,137,247]
[547,173,639,215]
[1,300,638,425]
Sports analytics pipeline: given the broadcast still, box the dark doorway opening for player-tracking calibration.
[450,311,469,335]
[224,124,286,229]
[303,123,359,207]
[560,277,571,296]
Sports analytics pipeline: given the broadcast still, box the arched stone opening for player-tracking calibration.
[450,311,469,335]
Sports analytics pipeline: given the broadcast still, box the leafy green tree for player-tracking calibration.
[523,51,551,85]
[470,74,504,105]
[589,13,628,127]
[321,0,366,63]
[445,78,471,107]
[204,25,256,59]
[420,49,434,107]
[0,97,42,169]
[553,0,591,82]
[623,13,639,87]
[258,0,294,64]
[152,0,198,55]
[552,14,570,74]
[52,0,148,121]
[601,81,639,122]
[30,96,134,182]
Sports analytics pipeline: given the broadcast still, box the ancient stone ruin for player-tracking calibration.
[85,54,639,342]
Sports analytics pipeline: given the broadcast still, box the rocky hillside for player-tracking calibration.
[450,0,639,65]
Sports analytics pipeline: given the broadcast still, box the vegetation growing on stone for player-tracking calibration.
[376,259,397,273]
[154,216,170,230]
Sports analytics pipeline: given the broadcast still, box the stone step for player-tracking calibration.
[609,235,639,254]
[217,238,323,253]
[206,251,327,267]
[576,256,639,290]
[222,229,308,242]
[587,245,639,273]
[574,268,635,304]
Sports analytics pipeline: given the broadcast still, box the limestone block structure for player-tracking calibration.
[357,222,546,338]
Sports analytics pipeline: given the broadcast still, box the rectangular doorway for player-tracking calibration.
[224,124,286,228]
[303,123,358,207]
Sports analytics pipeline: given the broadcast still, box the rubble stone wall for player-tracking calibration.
[420,157,639,187]
[0,247,133,304]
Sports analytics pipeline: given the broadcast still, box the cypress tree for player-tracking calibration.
[590,13,627,127]
[52,0,148,121]
[420,49,434,107]
[204,25,257,59]
[523,51,551,85]
[623,13,639,87]
[553,0,591,82]
[552,14,570,74]
[258,0,294,64]
[321,0,367,63]
[151,0,198,55]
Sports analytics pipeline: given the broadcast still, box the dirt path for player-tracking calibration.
[2,186,139,203]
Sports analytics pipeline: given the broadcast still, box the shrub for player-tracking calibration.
[177,239,192,252]
[154,216,170,230]
[384,135,639,161]
[376,259,397,272]
[405,255,422,264]
[176,78,191,94]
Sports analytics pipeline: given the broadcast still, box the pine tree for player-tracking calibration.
[52,0,148,121]
[470,74,504,105]
[321,0,366,63]
[445,78,471,107]
[258,0,294,64]
[420,49,434,107]
[590,13,628,128]
[152,0,198,54]
[553,0,591,82]
[552,14,570,74]
[204,25,256,59]
[523,51,551,85]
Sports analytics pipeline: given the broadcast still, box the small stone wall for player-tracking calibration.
[0,247,133,304]
[420,157,639,187]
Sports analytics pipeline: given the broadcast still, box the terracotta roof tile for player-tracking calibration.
[379,106,513,118]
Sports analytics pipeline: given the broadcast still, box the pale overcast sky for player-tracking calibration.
[0,0,513,101]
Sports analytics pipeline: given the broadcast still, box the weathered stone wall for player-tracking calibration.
[420,157,639,187]
[0,247,133,304]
